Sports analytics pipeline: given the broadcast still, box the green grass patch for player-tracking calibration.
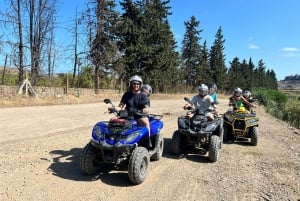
[253,88,300,128]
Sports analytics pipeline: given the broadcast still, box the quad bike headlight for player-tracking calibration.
[204,123,217,132]
[124,131,141,143]
[92,124,104,140]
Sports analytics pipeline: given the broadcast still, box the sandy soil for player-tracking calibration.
[0,98,299,201]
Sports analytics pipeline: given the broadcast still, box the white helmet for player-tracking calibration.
[129,75,143,87]
[243,90,251,97]
[141,84,152,96]
[198,84,208,95]
[234,87,242,96]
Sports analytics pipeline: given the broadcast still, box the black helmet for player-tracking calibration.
[209,83,217,90]
[141,84,152,96]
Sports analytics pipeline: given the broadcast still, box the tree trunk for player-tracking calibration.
[17,0,24,84]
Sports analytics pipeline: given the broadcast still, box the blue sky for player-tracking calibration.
[1,0,300,81]
[167,0,300,80]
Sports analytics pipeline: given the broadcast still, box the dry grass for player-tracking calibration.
[0,93,197,108]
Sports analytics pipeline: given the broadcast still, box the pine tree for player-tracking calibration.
[89,0,119,93]
[226,57,242,90]
[118,0,179,92]
[181,16,203,89]
[209,26,227,89]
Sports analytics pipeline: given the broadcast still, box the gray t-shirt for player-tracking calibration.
[190,94,213,112]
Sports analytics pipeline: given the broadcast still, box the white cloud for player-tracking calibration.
[248,44,259,49]
[282,47,299,52]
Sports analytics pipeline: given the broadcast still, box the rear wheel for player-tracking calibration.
[170,131,182,154]
[151,134,164,161]
[80,142,103,175]
[208,135,220,162]
[223,124,230,142]
[217,124,224,149]
[128,147,150,185]
[250,126,258,146]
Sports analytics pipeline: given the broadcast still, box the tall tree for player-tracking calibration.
[209,26,227,89]
[181,16,202,88]
[28,0,57,85]
[89,0,119,94]
[253,59,266,88]
[118,0,179,92]
[141,0,179,92]
[118,0,145,79]
[226,57,242,90]
[2,0,26,84]
[200,40,211,83]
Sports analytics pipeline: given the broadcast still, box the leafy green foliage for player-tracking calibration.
[253,88,300,128]
[0,73,19,85]
[253,88,287,107]
[283,97,300,128]
[78,66,95,88]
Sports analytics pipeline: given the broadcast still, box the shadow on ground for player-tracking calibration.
[47,148,133,186]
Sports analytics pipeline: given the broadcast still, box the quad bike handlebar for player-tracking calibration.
[104,98,163,120]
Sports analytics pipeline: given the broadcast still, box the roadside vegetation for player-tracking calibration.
[253,88,300,128]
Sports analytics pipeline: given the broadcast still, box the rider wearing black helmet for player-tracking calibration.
[141,84,152,107]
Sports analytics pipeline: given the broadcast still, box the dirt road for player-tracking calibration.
[0,98,299,201]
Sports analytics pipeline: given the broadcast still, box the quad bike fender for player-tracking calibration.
[91,139,137,152]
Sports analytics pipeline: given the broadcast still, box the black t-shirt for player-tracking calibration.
[120,91,149,116]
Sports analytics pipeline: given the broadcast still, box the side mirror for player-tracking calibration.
[184,97,191,103]
[104,99,112,104]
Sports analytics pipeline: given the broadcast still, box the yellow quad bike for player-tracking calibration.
[222,106,259,146]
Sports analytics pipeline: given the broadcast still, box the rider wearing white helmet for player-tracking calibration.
[229,87,255,113]
[243,89,255,112]
[183,84,216,120]
[118,75,152,146]
[119,75,148,115]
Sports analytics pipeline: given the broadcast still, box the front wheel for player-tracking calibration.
[223,124,230,142]
[80,142,103,175]
[151,133,164,161]
[208,135,220,162]
[217,124,224,149]
[128,147,150,185]
[250,126,258,146]
[170,131,182,154]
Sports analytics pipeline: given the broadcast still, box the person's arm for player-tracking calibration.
[183,96,195,110]
[228,97,233,106]
[241,96,255,107]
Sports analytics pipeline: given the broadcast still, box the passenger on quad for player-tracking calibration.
[243,90,255,113]
[183,84,216,120]
[141,84,152,106]
[208,83,218,104]
[228,87,255,113]
[208,83,219,115]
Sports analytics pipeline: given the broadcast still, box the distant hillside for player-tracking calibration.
[278,74,300,90]
[283,74,300,82]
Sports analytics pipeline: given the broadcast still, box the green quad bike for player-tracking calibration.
[222,108,259,146]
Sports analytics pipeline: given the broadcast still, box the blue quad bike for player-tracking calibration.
[170,97,223,162]
[80,98,164,185]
